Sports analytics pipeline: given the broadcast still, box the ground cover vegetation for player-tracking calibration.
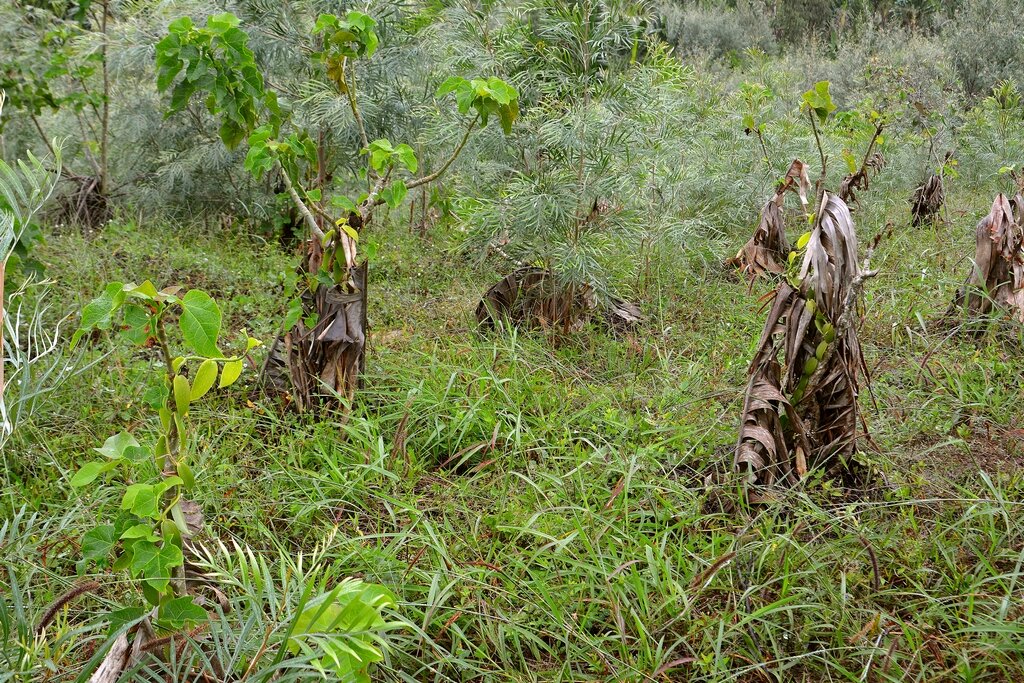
[2,0,1024,681]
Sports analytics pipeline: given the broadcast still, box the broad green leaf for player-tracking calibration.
[158,596,207,630]
[498,101,518,135]
[158,476,184,492]
[142,579,162,606]
[71,460,118,488]
[174,413,188,454]
[331,195,357,212]
[394,144,418,173]
[314,13,340,34]
[190,359,218,400]
[105,607,148,638]
[71,282,125,348]
[81,525,117,564]
[485,77,517,105]
[801,81,836,123]
[167,16,193,33]
[436,76,468,98]
[121,304,153,345]
[154,435,168,470]
[143,384,168,410]
[129,541,183,593]
[390,180,407,208]
[124,280,160,300]
[842,150,858,174]
[454,86,474,115]
[179,290,222,357]
[112,548,133,572]
[284,297,303,331]
[94,432,141,459]
[219,359,243,388]
[347,11,376,32]
[122,445,153,464]
[206,12,240,33]
[121,483,160,519]
[120,524,159,542]
[159,407,172,432]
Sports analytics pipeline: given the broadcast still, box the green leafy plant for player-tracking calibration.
[738,80,777,172]
[155,13,278,149]
[156,10,518,409]
[67,281,258,674]
[286,578,398,681]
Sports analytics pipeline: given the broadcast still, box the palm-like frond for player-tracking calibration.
[0,142,60,260]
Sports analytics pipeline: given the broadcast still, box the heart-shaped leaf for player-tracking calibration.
[94,432,141,459]
[129,541,184,593]
[121,483,160,519]
[179,290,222,357]
[71,460,119,488]
[81,525,117,564]
[158,595,207,630]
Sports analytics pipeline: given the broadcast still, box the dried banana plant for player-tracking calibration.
[263,262,368,410]
[838,121,885,206]
[948,193,1024,325]
[839,152,885,204]
[735,189,876,494]
[476,267,641,333]
[909,174,945,226]
[727,159,810,281]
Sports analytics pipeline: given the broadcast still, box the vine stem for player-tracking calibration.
[404,114,479,192]
[755,128,772,175]
[154,312,187,596]
[341,57,369,155]
[809,111,828,206]
[857,123,883,174]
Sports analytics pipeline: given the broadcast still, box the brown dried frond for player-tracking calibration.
[475,267,641,333]
[839,152,885,205]
[261,263,368,411]
[948,193,1024,324]
[727,159,810,281]
[726,196,789,281]
[909,174,945,226]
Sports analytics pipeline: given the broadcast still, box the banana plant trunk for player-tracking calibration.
[263,223,367,412]
[283,263,367,410]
